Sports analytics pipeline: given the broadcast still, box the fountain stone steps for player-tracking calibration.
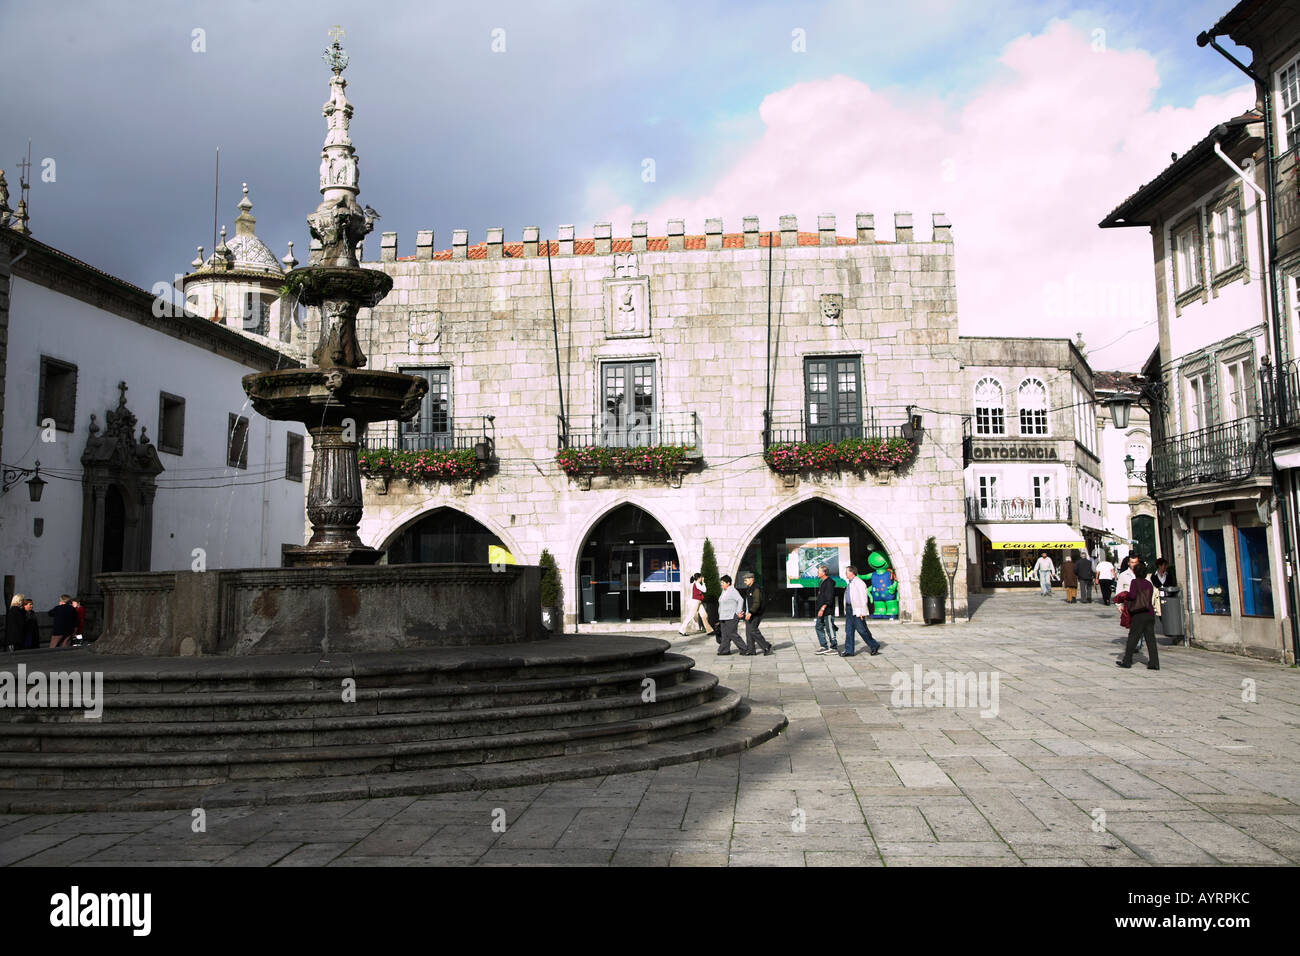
[0,671,721,753]
[3,656,699,724]
[0,634,786,802]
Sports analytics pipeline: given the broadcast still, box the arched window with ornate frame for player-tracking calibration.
[1018,377,1049,435]
[974,377,1005,435]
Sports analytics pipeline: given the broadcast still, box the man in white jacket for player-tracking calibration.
[1032,552,1056,596]
[843,566,881,657]
[716,575,748,656]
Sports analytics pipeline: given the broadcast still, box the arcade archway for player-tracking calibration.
[577,503,680,623]
[736,498,894,619]
[386,507,506,564]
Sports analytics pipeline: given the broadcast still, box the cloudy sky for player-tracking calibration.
[0,0,1256,370]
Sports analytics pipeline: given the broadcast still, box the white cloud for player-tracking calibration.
[595,20,1254,370]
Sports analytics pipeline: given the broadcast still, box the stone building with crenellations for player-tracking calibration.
[282,212,971,626]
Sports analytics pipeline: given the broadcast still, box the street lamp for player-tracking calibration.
[1,460,45,502]
[1124,454,1135,476]
[1110,398,1132,429]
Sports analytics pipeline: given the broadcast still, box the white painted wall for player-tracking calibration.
[1,277,306,603]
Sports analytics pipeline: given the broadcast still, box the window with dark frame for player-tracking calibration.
[157,392,185,456]
[803,355,862,443]
[37,356,77,432]
[227,414,250,470]
[601,360,656,447]
[400,367,452,449]
[285,432,304,482]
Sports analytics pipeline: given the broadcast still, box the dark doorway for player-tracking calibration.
[579,504,679,622]
[387,508,504,564]
[737,498,889,619]
[1132,514,1157,564]
[101,485,126,574]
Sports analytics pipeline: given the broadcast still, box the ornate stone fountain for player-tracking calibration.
[243,30,426,567]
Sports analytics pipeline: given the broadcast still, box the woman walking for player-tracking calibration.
[1116,561,1159,670]
[5,594,25,651]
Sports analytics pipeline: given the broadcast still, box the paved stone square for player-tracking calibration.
[2,592,1297,867]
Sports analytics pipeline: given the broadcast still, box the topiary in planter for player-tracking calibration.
[539,549,562,631]
[920,536,947,624]
[701,538,721,628]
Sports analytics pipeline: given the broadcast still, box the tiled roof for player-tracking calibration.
[395,231,863,262]
[1099,109,1262,228]
[1093,370,1145,396]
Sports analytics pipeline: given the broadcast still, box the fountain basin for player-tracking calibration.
[93,563,544,656]
[243,367,427,427]
[285,265,392,308]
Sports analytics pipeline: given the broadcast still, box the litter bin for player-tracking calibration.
[1159,586,1184,639]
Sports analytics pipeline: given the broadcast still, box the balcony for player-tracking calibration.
[1262,357,1300,431]
[763,412,908,446]
[361,415,496,458]
[966,497,1072,522]
[1149,416,1264,493]
[556,411,701,487]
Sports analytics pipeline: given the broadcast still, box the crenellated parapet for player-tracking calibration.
[375,213,953,262]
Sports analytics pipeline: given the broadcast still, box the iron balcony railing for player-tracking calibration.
[557,411,700,450]
[1149,415,1264,492]
[362,415,496,458]
[1261,357,1300,430]
[763,411,907,446]
[965,496,1072,522]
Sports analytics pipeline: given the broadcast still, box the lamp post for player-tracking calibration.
[1,460,45,501]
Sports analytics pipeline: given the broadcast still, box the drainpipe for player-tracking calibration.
[1201,29,1300,664]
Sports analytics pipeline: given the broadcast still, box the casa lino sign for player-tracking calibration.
[969,444,1060,461]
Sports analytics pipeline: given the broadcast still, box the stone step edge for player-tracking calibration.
[0,672,720,740]
[0,705,789,813]
[0,687,743,770]
[69,637,672,684]
[28,656,697,711]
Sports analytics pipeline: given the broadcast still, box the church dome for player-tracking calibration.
[195,183,284,276]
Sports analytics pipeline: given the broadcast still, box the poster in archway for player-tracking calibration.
[640,547,681,592]
[785,537,851,588]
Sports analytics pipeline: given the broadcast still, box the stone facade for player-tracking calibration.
[960,337,1101,590]
[317,214,968,625]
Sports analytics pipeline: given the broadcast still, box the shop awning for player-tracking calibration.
[974,523,1086,550]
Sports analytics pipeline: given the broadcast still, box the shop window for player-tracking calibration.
[1235,522,1274,618]
[1196,524,1231,615]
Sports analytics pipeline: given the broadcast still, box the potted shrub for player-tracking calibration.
[539,549,562,633]
[920,536,947,624]
[700,538,721,633]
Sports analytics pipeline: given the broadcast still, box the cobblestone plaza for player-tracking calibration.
[2,592,1295,868]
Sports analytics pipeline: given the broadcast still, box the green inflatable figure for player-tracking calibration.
[867,551,899,619]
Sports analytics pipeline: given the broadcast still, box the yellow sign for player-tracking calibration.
[488,545,517,565]
[989,541,1085,551]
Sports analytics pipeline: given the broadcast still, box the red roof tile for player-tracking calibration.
[397,230,867,262]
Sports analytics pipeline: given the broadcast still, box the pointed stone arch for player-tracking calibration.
[728,489,912,618]
[369,501,524,563]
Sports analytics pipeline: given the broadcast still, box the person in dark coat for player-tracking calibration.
[1116,561,1159,670]
[5,594,26,651]
[740,572,772,656]
[813,564,839,654]
[21,598,39,650]
[1061,554,1078,603]
[1075,551,1094,603]
[48,595,79,648]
